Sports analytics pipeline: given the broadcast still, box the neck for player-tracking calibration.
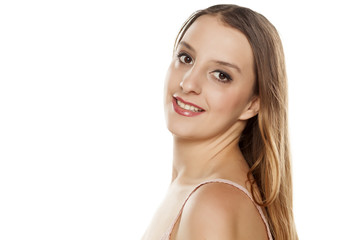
[171,122,249,185]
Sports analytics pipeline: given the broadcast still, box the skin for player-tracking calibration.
[142,15,267,240]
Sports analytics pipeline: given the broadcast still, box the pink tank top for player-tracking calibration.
[161,178,273,240]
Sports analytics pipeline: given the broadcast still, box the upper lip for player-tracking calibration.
[173,96,205,111]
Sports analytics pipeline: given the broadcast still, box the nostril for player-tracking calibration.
[179,79,201,95]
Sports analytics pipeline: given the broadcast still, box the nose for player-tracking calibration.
[180,67,202,94]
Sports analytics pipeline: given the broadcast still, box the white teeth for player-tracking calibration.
[176,99,203,112]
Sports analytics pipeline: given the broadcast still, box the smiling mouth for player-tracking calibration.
[174,97,205,113]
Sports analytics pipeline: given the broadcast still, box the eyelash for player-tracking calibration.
[211,70,232,83]
[176,52,233,83]
[177,52,193,64]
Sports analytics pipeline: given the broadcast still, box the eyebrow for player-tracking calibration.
[178,41,242,74]
[178,41,196,53]
[213,60,242,74]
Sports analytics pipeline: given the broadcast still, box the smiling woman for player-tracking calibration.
[166,15,258,141]
[142,4,297,240]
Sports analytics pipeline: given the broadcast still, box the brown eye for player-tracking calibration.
[178,53,193,64]
[218,72,226,80]
[212,70,232,83]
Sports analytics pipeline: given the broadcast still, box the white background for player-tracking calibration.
[1,0,359,239]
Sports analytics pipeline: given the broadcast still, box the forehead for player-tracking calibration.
[180,15,254,74]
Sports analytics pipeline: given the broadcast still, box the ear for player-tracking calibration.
[238,96,260,120]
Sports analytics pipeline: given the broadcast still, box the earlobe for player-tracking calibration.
[238,96,260,120]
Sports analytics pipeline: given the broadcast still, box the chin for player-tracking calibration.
[168,128,198,140]
[166,119,194,138]
[166,118,222,141]
[164,103,230,141]
[165,116,206,140]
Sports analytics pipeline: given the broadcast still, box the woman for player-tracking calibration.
[142,4,297,240]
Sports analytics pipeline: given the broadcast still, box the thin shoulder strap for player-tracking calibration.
[161,178,273,240]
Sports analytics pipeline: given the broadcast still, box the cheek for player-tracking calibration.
[164,70,174,102]
[164,64,180,92]
[210,88,250,116]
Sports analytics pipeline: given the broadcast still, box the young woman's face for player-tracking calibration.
[164,15,258,140]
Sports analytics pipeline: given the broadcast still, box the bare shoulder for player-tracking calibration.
[174,182,268,240]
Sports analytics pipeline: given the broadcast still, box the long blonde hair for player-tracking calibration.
[174,4,297,240]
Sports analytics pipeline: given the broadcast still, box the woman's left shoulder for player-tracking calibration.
[174,181,268,239]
